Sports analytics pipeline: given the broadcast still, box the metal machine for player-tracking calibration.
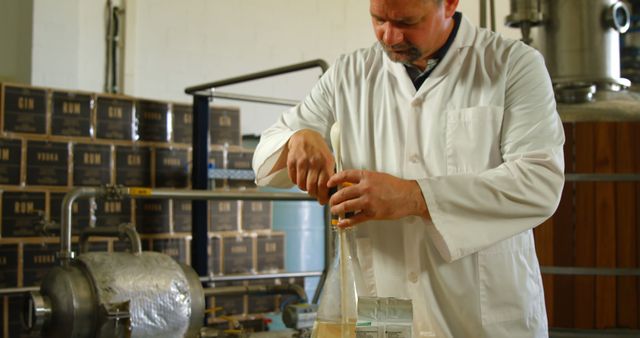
[24,223,205,338]
[506,0,633,102]
[18,186,319,338]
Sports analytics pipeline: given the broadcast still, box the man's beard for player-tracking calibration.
[381,42,423,65]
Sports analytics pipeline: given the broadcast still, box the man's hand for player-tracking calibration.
[284,129,335,205]
[327,169,430,227]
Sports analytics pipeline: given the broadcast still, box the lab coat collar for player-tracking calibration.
[383,13,476,98]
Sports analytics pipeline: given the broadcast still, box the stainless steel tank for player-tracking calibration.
[531,0,631,90]
[507,0,633,102]
[24,240,204,337]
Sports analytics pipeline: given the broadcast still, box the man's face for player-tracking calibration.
[370,0,456,69]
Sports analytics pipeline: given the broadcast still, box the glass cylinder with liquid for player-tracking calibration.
[311,225,368,338]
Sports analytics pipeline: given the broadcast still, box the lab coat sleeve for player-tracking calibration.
[252,60,338,188]
[418,47,565,262]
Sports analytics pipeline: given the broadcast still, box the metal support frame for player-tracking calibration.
[185,59,329,282]
[192,95,210,275]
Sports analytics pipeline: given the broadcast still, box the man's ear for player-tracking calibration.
[444,0,459,18]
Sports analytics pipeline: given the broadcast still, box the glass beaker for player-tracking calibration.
[311,225,368,338]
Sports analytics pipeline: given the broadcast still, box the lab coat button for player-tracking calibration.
[408,271,418,283]
[412,99,422,107]
[409,154,419,163]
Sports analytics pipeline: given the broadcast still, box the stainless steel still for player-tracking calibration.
[507,0,633,101]
[25,223,205,338]
[26,252,205,338]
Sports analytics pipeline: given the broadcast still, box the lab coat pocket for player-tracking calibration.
[477,246,543,326]
[445,106,503,174]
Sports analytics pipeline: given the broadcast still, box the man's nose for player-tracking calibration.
[382,23,403,46]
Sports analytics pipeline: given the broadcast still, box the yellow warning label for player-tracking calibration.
[130,187,152,196]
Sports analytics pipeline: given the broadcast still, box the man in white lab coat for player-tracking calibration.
[252,0,564,336]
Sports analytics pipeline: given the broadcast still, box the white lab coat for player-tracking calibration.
[253,14,564,338]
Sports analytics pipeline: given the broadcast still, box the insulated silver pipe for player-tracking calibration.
[59,186,314,265]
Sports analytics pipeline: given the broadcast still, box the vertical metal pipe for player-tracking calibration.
[104,0,113,93]
[480,0,487,28]
[59,187,104,265]
[191,95,210,276]
[489,0,496,31]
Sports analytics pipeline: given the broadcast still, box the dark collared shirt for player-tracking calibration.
[405,12,462,90]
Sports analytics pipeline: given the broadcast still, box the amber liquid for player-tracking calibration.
[311,320,356,338]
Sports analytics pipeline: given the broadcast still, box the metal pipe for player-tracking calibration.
[211,91,299,107]
[200,271,323,283]
[79,223,142,255]
[565,173,640,182]
[480,0,487,28]
[60,187,106,264]
[125,187,315,201]
[489,0,496,31]
[541,266,640,276]
[203,283,308,303]
[60,186,313,265]
[0,286,39,296]
[184,59,329,95]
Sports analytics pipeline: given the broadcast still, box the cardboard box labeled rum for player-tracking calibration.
[72,144,112,186]
[51,90,93,137]
[1,191,46,237]
[94,199,132,228]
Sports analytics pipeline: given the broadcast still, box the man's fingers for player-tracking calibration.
[330,196,364,216]
[296,161,308,191]
[329,184,360,207]
[336,212,369,228]
[327,169,363,187]
[306,169,320,197]
[317,171,330,205]
[287,163,297,187]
